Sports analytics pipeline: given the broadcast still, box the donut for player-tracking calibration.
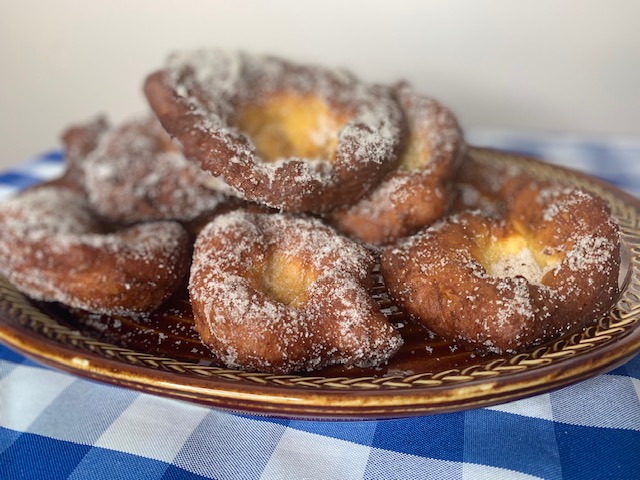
[381,181,620,353]
[329,83,465,245]
[143,49,405,213]
[0,184,191,314]
[450,149,529,216]
[82,115,231,223]
[189,209,403,373]
[59,115,109,189]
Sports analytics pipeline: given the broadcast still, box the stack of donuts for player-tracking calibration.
[0,49,621,373]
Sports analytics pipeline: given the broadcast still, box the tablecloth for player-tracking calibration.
[1,130,639,480]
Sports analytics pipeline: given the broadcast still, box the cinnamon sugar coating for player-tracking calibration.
[329,83,466,245]
[189,210,402,373]
[0,185,191,314]
[143,49,405,213]
[381,182,620,353]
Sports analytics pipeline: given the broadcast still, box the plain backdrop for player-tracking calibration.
[1,0,639,169]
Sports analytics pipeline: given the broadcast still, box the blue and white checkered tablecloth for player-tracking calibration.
[1,131,639,480]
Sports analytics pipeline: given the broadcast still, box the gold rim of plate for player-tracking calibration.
[1,147,639,419]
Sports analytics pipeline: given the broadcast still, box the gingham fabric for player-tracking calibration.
[1,131,639,480]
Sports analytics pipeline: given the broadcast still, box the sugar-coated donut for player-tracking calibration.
[59,115,109,189]
[143,49,405,213]
[189,209,403,373]
[82,115,230,223]
[381,181,620,353]
[450,149,530,217]
[0,185,191,314]
[329,83,465,245]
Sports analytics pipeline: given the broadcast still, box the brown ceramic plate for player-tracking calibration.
[1,147,639,420]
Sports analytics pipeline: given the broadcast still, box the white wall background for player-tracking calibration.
[1,0,639,169]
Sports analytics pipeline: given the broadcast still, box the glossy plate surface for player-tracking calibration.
[1,148,639,419]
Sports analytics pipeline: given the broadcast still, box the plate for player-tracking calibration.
[1,147,639,420]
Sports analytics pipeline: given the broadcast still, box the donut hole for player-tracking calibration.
[259,250,318,307]
[233,93,351,163]
[477,233,560,284]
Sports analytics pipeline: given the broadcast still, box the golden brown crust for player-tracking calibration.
[328,83,465,245]
[189,210,402,373]
[381,181,620,353]
[143,49,405,213]
[450,151,531,216]
[0,184,191,314]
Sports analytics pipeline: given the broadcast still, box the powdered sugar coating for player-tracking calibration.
[0,185,191,314]
[189,210,402,373]
[83,116,229,223]
[144,49,405,213]
[381,182,620,353]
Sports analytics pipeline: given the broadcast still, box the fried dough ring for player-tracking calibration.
[82,115,230,223]
[450,149,531,216]
[59,115,109,190]
[144,49,405,213]
[329,83,465,245]
[381,182,620,353]
[0,185,191,314]
[189,210,403,373]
